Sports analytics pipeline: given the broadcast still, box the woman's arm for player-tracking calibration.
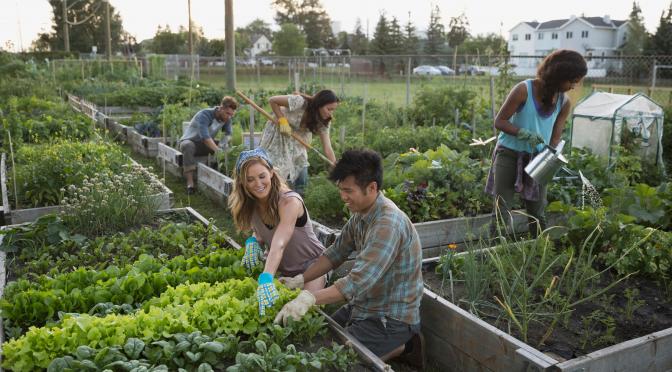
[262,196,304,276]
[318,129,337,165]
[268,95,290,122]
[494,82,528,136]
[550,95,572,148]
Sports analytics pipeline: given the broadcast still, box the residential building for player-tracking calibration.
[508,15,628,72]
[249,35,271,58]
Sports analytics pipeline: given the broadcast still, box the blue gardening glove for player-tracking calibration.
[257,272,279,316]
[517,128,545,147]
[242,236,263,273]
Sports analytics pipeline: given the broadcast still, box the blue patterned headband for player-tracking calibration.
[235,148,274,175]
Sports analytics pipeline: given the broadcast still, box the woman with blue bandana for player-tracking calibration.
[228,148,326,316]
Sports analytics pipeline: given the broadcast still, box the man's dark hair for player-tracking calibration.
[328,149,383,191]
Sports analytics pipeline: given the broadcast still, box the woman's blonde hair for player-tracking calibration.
[228,157,287,232]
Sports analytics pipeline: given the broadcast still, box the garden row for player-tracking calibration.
[0,70,384,371]
[58,74,672,370]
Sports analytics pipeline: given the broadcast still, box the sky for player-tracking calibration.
[1,0,670,52]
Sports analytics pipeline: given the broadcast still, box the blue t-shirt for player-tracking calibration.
[179,107,232,143]
[497,79,564,153]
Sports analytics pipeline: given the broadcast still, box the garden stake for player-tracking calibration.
[235,91,335,167]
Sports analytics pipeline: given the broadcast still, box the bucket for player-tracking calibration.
[525,140,568,184]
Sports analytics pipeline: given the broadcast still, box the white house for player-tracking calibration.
[249,35,271,58]
[508,15,628,73]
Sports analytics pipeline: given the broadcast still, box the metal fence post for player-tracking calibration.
[489,76,496,137]
[406,57,411,107]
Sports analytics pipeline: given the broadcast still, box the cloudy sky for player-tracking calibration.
[1,0,669,51]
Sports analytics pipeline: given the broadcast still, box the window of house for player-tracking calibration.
[566,31,573,39]
[512,34,518,41]
[525,33,531,40]
[581,30,589,38]
[538,33,544,40]
[551,33,558,39]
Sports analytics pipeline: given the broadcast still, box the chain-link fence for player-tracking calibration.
[51,53,672,107]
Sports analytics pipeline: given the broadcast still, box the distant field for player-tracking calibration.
[199,70,671,108]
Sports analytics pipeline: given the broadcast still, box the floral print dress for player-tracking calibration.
[259,95,327,182]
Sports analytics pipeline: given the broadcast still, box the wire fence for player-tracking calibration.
[51,54,672,107]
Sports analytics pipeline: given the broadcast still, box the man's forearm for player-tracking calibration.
[313,285,345,305]
[203,138,218,152]
[303,255,333,283]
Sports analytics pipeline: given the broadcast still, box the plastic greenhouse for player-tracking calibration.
[570,92,665,167]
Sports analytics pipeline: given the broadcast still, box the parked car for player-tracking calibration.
[260,58,274,66]
[458,65,486,76]
[435,65,456,75]
[413,65,442,75]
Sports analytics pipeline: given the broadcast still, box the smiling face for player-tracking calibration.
[243,161,272,201]
[318,102,338,121]
[337,176,377,214]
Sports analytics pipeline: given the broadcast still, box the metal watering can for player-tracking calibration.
[524,140,568,184]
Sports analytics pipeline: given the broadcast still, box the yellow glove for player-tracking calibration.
[277,117,292,136]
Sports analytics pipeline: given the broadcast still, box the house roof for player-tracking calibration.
[523,16,627,31]
[250,34,270,44]
[538,19,568,30]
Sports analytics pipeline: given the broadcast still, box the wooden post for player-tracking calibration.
[361,84,368,145]
[339,126,346,153]
[471,106,476,137]
[489,76,496,137]
[249,94,255,150]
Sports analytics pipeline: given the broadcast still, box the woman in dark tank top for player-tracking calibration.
[228,148,326,316]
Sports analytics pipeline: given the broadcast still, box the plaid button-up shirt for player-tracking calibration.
[324,192,423,325]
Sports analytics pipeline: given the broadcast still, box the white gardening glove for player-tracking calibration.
[273,290,315,325]
[218,135,231,151]
[278,274,304,290]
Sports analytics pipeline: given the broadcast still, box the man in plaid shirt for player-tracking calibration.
[275,149,425,369]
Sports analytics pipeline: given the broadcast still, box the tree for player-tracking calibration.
[388,17,404,55]
[622,1,648,55]
[38,0,126,54]
[425,5,445,54]
[403,14,419,55]
[649,2,672,55]
[351,19,369,55]
[447,13,470,49]
[273,23,307,56]
[149,24,205,54]
[272,0,335,48]
[371,13,392,54]
[337,31,350,50]
[461,33,506,55]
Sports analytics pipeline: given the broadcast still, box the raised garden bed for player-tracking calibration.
[419,238,672,371]
[0,208,389,371]
[1,151,173,225]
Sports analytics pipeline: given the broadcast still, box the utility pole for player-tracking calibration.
[103,0,111,60]
[225,0,236,91]
[62,0,70,52]
[188,0,193,56]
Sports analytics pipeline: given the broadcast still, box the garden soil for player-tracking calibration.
[423,264,672,361]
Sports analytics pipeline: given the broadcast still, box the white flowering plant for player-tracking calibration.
[60,164,163,236]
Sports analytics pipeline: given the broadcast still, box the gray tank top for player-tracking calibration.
[251,191,325,276]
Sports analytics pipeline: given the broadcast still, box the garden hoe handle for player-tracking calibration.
[235,91,335,167]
